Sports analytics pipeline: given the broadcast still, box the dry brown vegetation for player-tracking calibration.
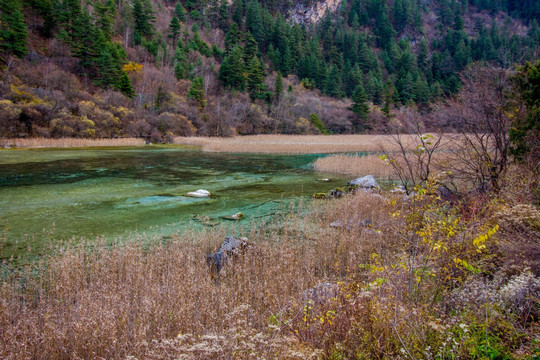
[313,154,397,178]
[0,137,145,148]
[1,186,538,359]
[174,134,426,153]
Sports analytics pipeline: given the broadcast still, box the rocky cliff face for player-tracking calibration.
[289,0,341,25]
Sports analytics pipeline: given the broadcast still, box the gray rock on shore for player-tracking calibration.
[348,175,380,190]
[206,236,256,274]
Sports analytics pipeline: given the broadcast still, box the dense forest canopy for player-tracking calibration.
[0,0,539,139]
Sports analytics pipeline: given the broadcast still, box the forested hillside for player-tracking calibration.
[1,0,539,139]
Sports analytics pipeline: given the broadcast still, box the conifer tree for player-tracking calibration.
[382,79,396,116]
[281,45,293,75]
[351,83,370,132]
[117,71,135,98]
[274,71,283,101]
[132,0,155,45]
[0,0,28,58]
[417,38,429,72]
[174,2,186,22]
[245,0,263,43]
[219,45,246,90]
[95,0,117,41]
[187,77,206,108]
[95,46,121,88]
[168,16,181,45]
[243,32,258,60]
[270,46,281,71]
[246,56,265,99]
[174,41,187,78]
[325,65,343,98]
[365,71,383,105]
[218,0,230,31]
[71,9,102,70]
[54,0,82,44]
[232,0,244,26]
[224,22,242,51]
[412,76,429,104]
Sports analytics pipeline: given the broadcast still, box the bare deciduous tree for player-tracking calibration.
[434,65,525,192]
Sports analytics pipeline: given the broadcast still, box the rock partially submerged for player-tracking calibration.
[312,187,345,199]
[206,236,256,274]
[186,189,211,197]
[348,175,380,190]
[328,188,344,199]
[221,212,244,220]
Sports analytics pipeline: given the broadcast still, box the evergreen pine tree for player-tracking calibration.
[245,0,263,43]
[168,16,181,45]
[187,77,206,108]
[351,83,370,132]
[325,65,343,98]
[218,0,230,31]
[0,0,28,58]
[382,79,396,116]
[94,0,117,42]
[271,47,281,71]
[224,22,242,51]
[243,32,258,60]
[132,0,155,45]
[71,10,103,70]
[232,0,244,26]
[116,71,135,98]
[281,45,293,75]
[173,45,187,79]
[54,0,82,44]
[273,71,283,100]
[417,38,429,72]
[219,45,246,90]
[174,2,186,22]
[95,46,121,88]
[412,76,429,104]
[246,56,265,99]
[174,61,186,79]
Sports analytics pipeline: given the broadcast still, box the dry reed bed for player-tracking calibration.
[313,154,397,178]
[0,137,145,148]
[174,134,413,153]
[0,194,391,359]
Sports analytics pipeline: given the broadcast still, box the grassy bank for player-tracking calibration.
[1,187,538,359]
[0,137,146,148]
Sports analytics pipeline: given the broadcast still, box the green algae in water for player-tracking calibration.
[0,147,347,260]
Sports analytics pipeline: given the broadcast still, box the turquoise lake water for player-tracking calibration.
[0,146,349,259]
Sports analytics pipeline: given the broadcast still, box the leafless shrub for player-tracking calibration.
[381,108,450,193]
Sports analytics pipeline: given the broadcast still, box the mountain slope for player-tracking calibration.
[0,0,538,140]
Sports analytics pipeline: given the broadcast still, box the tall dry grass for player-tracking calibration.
[313,154,397,178]
[0,137,145,148]
[0,194,391,359]
[0,188,537,359]
[174,134,414,153]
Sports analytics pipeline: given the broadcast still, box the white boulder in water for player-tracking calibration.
[186,189,211,197]
[348,175,380,189]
